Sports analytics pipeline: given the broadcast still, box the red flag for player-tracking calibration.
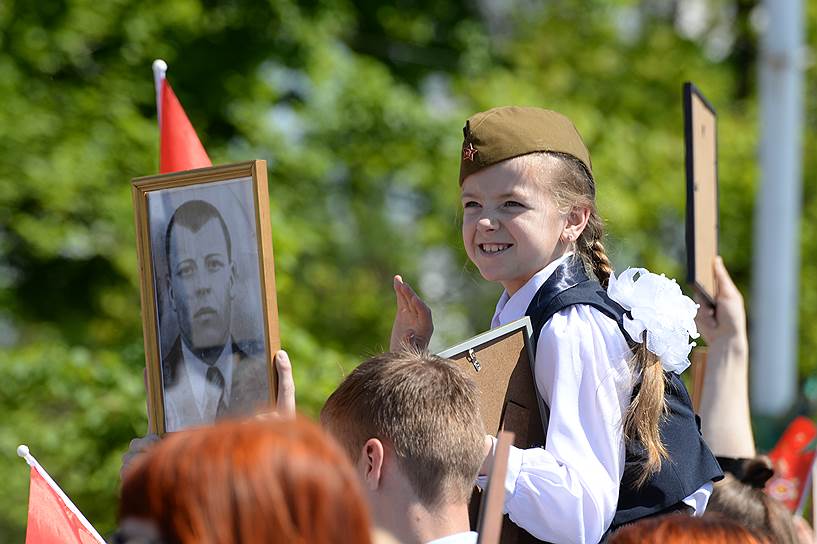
[153,59,212,174]
[18,445,104,544]
[766,416,817,513]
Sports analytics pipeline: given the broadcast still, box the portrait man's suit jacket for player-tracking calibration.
[161,336,269,430]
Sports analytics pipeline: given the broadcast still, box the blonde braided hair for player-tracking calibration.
[519,151,668,487]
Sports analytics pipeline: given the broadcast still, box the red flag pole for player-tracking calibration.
[17,445,105,544]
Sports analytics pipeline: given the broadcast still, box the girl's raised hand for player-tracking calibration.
[389,275,433,352]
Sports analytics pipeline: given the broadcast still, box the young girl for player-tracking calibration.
[390,106,722,543]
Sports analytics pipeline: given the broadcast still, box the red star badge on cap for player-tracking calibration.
[462,142,478,162]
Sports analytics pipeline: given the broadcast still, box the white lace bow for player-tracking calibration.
[607,268,700,374]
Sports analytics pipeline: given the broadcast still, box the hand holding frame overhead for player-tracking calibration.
[695,257,746,343]
[695,257,755,459]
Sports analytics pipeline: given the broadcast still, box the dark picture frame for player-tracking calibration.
[684,82,720,306]
[132,160,279,434]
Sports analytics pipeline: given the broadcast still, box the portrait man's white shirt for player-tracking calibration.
[164,340,235,432]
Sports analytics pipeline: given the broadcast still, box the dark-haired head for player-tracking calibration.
[164,200,232,273]
[707,456,799,544]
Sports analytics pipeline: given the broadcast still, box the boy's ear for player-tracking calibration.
[357,438,385,491]
[561,206,591,243]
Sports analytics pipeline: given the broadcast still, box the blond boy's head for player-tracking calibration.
[321,350,485,507]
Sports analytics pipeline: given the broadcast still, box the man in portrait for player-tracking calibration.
[161,199,269,432]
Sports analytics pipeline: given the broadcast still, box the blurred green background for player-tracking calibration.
[0,0,815,539]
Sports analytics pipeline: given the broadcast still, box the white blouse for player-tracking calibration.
[488,255,711,543]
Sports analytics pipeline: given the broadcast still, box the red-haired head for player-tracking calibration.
[118,417,372,544]
[609,513,771,544]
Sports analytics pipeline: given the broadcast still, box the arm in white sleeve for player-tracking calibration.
[501,306,633,544]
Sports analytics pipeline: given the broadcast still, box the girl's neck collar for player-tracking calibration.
[502,252,574,297]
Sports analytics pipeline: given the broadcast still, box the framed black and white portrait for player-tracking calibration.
[132,161,279,434]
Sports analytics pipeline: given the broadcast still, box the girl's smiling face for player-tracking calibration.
[461,156,570,295]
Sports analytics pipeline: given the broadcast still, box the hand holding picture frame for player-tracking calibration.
[132,160,279,434]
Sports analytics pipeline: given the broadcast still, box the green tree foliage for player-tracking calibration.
[0,0,814,539]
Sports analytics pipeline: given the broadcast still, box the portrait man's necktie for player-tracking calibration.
[206,366,228,417]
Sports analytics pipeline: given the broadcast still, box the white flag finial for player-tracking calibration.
[152,59,168,79]
[17,444,30,460]
[152,59,168,122]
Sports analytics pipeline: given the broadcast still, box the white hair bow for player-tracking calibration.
[607,268,700,374]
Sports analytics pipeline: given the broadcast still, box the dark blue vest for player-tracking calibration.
[524,258,723,534]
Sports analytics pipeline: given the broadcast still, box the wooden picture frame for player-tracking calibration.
[439,317,546,544]
[477,430,515,544]
[132,160,279,434]
[684,82,719,306]
[438,317,548,445]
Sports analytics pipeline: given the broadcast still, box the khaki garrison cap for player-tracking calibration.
[459,106,592,185]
